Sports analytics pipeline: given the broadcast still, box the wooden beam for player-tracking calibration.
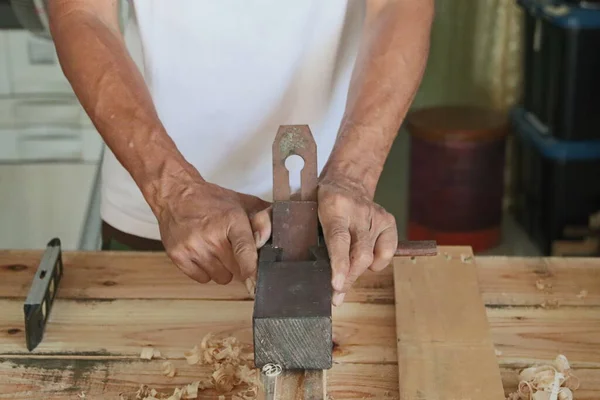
[2,249,599,307]
[1,299,600,366]
[2,359,600,399]
[394,248,505,399]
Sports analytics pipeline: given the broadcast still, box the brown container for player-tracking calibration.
[406,106,509,252]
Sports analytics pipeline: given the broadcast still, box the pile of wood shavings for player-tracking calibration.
[505,355,580,400]
[131,334,260,400]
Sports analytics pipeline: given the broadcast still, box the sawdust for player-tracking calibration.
[128,334,260,400]
[140,347,161,360]
[576,289,588,299]
[505,354,579,400]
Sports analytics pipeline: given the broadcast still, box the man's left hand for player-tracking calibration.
[318,176,398,306]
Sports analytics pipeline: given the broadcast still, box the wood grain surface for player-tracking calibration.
[1,248,598,306]
[0,248,599,399]
[394,248,505,399]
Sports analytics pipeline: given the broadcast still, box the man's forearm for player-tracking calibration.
[321,0,434,198]
[49,2,199,213]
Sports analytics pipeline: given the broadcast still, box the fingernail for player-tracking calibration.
[332,292,346,307]
[332,274,345,292]
[253,231,261,247]
[244,278,256,299]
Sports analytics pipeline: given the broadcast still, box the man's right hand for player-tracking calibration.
[155,174,271,285]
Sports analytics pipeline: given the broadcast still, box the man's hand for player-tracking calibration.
[318,175,397,307]
[318,0,433,305]
[156,174,271,285]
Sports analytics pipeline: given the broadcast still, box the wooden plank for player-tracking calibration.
[1,299,600,367]
[0,299,396,364]
[394,249,505,399]
[0,360,393,400]
[474,256,600,306]
[2,249,599,306]
[2,358,599,400]
[270,370,326,400]
[490,307,600,368]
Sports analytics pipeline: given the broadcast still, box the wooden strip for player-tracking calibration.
[1,299,600,367]
[0,360,393,400]
[2,249,599,306]
[1,299,599,367]
[1,359,599,400]
[490,307,600,368]
[0,299,396,364]
[272,370,326,400]
[475,255,600,306]
[394,248,505,399]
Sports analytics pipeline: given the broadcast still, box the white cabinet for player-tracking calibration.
[0,32,10,95]
[0,97,104,162]
[0,163,98,250]
[6,30,72,95]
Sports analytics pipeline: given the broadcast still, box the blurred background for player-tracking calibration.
[0,0,598,257]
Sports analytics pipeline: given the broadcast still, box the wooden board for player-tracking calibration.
[394,248,505,399]
[1,360,600,400]
[1,299,600,366]
[2,248,599,306]
[1,248,599,399]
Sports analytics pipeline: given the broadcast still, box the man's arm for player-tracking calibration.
[48,0,187,208]
[319,0,434,305]
[48,0,270,284]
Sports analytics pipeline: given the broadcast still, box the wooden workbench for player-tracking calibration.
[0,247,599,399]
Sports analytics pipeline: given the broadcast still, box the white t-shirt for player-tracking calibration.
[101,0,365,240]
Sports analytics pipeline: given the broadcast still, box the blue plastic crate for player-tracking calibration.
[518,0,600,140]
[510,107,600,255]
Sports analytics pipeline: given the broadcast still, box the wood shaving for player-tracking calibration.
[131,333,260,400]
[77,392,86,399]
[183,381,200,399]
[541,299,560,309]
[576,289,588,299]
[162,361,176,377]
[444,253,452,261]
[184,345,200,365]
[460,254,473,263]
[136,385,150,399]
[536,280,553,293]
[495,348,503,356]
[167,388,183,400]
[505,355,579,400]
[140,346,161,360]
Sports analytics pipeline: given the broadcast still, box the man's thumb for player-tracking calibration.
[250,207,272,248]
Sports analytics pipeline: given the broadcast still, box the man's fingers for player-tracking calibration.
[346,228,376,292]
[370,225,398,272]
[168,249,212,284]
[192,256,233,285]
[250,206,272,248]
[227,216,259,280]
[322,216,351,293]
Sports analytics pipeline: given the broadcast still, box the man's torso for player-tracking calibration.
[101,0,365,239]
